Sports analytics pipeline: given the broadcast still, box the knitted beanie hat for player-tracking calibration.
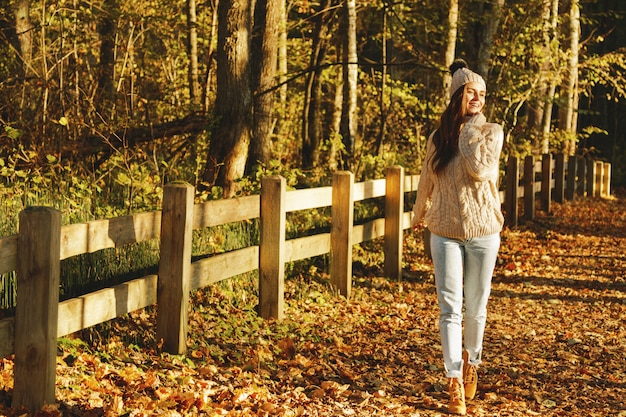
[449,59,486,98]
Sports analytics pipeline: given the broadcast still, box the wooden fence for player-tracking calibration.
[503,154,611,227]
[0,155,611,411]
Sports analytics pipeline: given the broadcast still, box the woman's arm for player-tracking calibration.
[458,113,504,181]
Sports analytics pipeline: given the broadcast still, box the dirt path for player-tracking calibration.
[473,196,626,416]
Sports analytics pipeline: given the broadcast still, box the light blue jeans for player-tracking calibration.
[430,231,500,378]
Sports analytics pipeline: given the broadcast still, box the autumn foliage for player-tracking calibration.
[0,195,624,416]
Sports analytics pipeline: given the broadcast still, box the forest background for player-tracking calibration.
[0,0,625,221]
[0,1,625,301]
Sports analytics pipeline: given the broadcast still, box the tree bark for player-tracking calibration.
[204,0,219,113]
[559,0,580,156]
[340,0,357,169]
[540,0,560,154]
[443,0,458,96]
[527,0,556,153]
[302,0,334,169]
[375,5,387,157]
[329,45,343,172]
[475,0,504,78]
[277,0,287,105]
[96,0,118,111]
[248,0,281,171]
[14,0,33,76]
[187,0,201,107]
[202,0,253,197]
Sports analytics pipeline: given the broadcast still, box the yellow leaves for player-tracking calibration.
[310,380,351,399]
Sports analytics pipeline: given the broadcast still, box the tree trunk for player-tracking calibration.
[14,0,33,76]
[329,44,343,172]
[96,0,118,111]
[248,0,281,172]
[527,0,556,153]
[475,0,504,78]
[301,0,334,169]
[443,0,458,96]
[540,0,560,154]
[375,5,387,157]
[204,0,219,113]
[187,0,201,108]
[278,0,287,105]
[340,0,357,169]
[559,0,580,156]
[202,0,252,197]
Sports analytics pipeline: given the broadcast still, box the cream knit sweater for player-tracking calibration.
[412,113,504,239]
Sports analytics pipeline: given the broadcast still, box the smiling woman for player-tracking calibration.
[410,58,504,416]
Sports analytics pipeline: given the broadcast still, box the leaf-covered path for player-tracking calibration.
[0,196,624,416]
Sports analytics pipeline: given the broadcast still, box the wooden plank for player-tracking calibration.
[524,155,535,220]
[13,207,61,411]
[594,161,603,198]
[354,218,385,244]
[554,154,565,203]
[505,156,519,227]
[286,234,330,262]
[541,154,552,212]
[602,163,611,198]
[404,174,420,193]
[576,156,586,197]
[384,166,404,280]
[286,187,332,212]
[259,176,286,320]
[586,158,595,197]
[330,171,354,297]
[565,155,576,201]
[193,195,260,229]
[190,247,259,289]
[353,178,386,201]
[61,211,162,259]
[57,275,158,337]
[157,184,194,355]
[0,235,17,275]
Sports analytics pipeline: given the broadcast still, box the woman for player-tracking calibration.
[411,59,504,415]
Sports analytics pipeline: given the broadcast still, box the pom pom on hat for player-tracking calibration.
[449,58,486,98]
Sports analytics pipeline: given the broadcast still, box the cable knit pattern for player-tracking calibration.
[412,113,504,239]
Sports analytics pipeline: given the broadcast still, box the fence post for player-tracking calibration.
[13,207,61,411]
[586,158,595,197]
[524,155,535,220]
[384,166,404,281]
[541,154,552,212]
[259,176,286,319]
[565,155,577,201]
[505,156,519,227]
[576,156,586,197]
[554,153,565,203]
[602,162,611,198]
[595,161,604,197]
[331,171,354,297]
[157,183,194,354]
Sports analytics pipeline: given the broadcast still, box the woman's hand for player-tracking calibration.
[411,214,425,231]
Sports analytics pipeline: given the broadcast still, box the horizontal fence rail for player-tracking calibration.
[0,155,611,411]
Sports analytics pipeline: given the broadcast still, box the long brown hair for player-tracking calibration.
[431,87,467,174]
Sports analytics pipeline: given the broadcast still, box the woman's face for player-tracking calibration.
[463,82,486,116]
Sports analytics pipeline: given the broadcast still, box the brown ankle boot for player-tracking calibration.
[463,350,478,400]
[448,377,467,415]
